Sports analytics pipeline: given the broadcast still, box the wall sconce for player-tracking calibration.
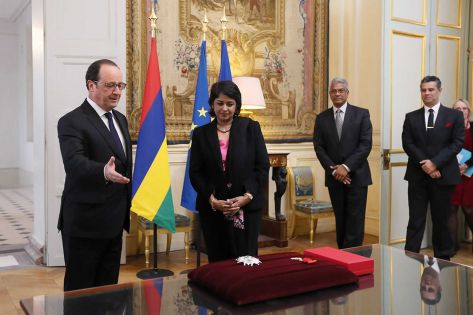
[232,76,266,118]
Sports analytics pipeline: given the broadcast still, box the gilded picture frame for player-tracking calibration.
[126,0,328,143]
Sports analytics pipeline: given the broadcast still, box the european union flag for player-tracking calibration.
[180,41,210,212]
[219,39,232,81]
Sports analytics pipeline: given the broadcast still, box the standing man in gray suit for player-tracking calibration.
[313,77,373,248]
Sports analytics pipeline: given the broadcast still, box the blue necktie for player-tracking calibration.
[104,112,126,159]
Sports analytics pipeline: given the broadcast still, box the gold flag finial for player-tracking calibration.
[220,6,228,40]
[149,4,158,38]
[202,9,208,41]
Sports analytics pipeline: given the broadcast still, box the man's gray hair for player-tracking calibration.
[330,77,349,91]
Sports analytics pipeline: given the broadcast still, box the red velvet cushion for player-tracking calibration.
[188,252,358,305]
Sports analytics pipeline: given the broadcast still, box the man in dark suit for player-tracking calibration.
[313,77,372,249]
[57,59,132,291]
[403,75,464,260]
[405,251,456,305]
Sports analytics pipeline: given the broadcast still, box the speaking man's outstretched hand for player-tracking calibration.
[104,156,130,184]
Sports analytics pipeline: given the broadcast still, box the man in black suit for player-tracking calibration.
[57,59,132,291]
[403,75,464,260]
[405,251,456,305]
[313,77,372,249]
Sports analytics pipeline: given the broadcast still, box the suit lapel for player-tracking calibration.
[327,107,340,143]
[226,117,246,176]
[112,109,130,162]
[432,104,446,136]
[339,104,353,142]
[414,107,427,141]
[82,101,126,162]
[206,120,224,172]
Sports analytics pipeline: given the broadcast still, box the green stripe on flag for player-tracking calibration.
[153,189,176,233]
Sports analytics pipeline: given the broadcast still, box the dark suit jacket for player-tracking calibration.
[189,117,269,214]
[313,104,373,187]
[402,105,464,185]
[57,100,132,238]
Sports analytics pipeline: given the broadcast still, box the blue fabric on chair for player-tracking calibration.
[292,167,314,197]
[295,200,333,214]
[139,214,190,229]
[288,166,334,243]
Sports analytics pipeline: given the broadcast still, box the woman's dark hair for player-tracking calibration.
[208,80,242,117]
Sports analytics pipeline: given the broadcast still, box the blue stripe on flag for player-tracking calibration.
[132,89,166,197]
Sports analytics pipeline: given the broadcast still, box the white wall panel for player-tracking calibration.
[16,4,34,173]
[436,35,460,105]
[389,165,409,243]
[0,33,19,168]
[437,0,461,28]
[47,0,120,56]
[44,0,126,266]
[391,0,426,25]
[391,31,425,150]
[390,250,422,314]
[437,268,460,313]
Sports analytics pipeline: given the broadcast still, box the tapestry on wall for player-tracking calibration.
[127,0,328,143]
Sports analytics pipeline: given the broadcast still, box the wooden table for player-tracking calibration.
[21,245,473,314]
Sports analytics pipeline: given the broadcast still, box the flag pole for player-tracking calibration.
[195,9,208,269]
[221,6,227,40]
[136,3,174,279]
[193,9,212,269]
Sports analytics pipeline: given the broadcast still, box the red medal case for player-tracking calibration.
[304,247,374,276]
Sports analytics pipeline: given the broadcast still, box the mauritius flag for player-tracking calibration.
[131,36,176,233]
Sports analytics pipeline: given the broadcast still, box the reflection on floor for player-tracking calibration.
[0,245,35,271]
[0,188,33,246]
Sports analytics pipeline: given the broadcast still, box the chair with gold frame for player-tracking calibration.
[137,214,191,268]
[287,166,334,244]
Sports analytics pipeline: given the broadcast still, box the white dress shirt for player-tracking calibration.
[87,97,126,156]
[331,102,350,173]
[424,102,440,131]
[333,102,348,122]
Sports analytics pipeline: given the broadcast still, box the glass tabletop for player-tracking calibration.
[20,244,473,314]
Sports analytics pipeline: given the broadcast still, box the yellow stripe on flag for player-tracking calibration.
[131,140,172,221]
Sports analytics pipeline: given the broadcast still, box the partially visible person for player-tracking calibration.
[405,251,456,305]
[448,99,473,253]
[403,75,464,260]
[189,80,269,262]
[313,77,373,249]
[58,59,132,291]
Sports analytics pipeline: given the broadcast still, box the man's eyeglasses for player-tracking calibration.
[329,89,347,95]
[94,81,127,91]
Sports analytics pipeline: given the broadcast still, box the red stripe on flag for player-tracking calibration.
[143,280,162,315]
[140,37,162,127]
